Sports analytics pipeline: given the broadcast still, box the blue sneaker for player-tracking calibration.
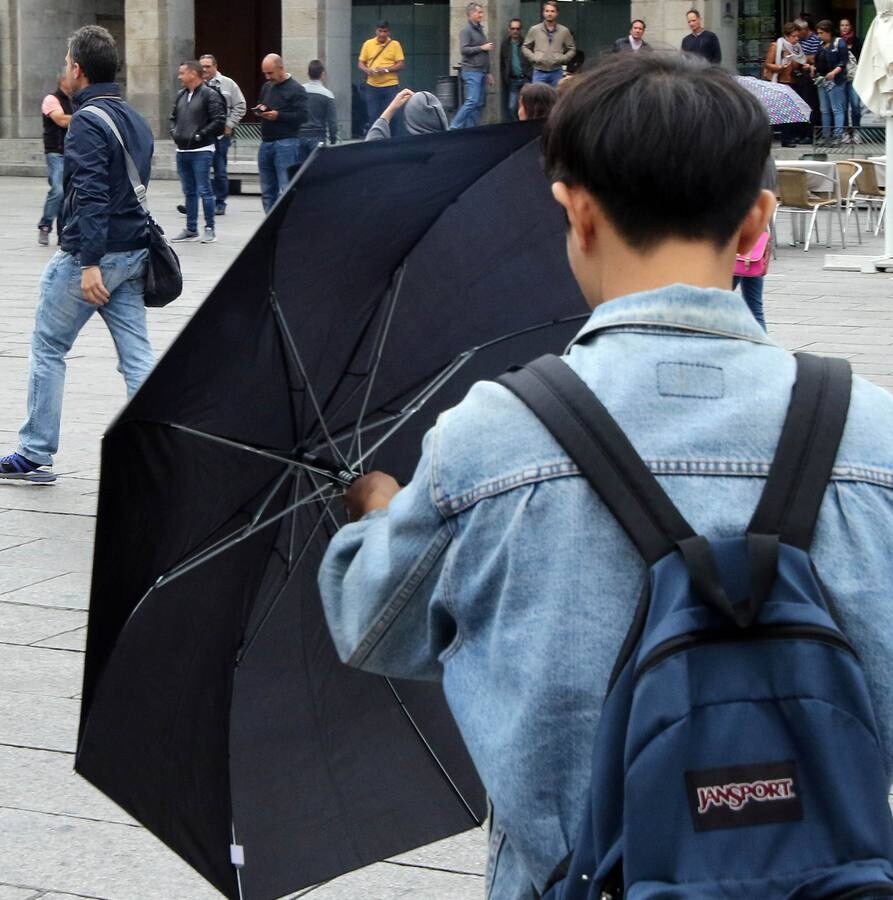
[0,452,55,483]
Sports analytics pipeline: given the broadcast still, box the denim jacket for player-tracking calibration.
[318,285,893,899]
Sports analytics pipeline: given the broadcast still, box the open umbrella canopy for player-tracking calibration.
[735,75,812,125]
[75,121,588,899]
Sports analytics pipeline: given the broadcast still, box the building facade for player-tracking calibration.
[0,0,878,145]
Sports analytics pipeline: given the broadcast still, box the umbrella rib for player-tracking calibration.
[268,290,352,470]
[153,483,336,593]
[167,423,355,484]
[314,312,589,464]
[383,677,484,828]
[237,494,337,662]
[346,264,406,466]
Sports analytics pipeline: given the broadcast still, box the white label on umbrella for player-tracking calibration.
[230,843,245,867]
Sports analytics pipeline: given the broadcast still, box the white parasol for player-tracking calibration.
[853,0,893,269]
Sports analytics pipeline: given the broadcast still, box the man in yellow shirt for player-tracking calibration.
[358,21,405,132]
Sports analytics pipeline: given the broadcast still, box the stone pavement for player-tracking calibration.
[0,173,890,900]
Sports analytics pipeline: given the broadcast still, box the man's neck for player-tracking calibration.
[692,27,704,36]
[544,21,556,31]
[587,237,738,307]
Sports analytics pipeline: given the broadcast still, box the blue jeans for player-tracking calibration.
[533,68,563,87]
[844,81,862,128]
[39,153,64,232]
[296,136,324,167]
[506,78,526,121]
[818,81,846,139]
[18,249,154,466]
[732,275,766,330]
[364,84,400,129]
[212,135,231,209]
[176,151,215,232]
[258,138,300,213]
[450,70,487,129]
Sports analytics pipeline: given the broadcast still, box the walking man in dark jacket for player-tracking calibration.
[0,25,155,483]
[451,2,495,130]
[256,53,309,213]
[500,18,532,121]
[170,60,226,243]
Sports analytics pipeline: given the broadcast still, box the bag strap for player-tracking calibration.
[497,354,696,566]
[366,39,392,69]
[80,105,150,214]
[748,352,852,550]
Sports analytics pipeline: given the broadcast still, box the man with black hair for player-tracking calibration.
[682,8,721,63]
[358,22,405,132]
[297,59,337,165]
[37,74,73,246]
[500,17,532,121]
[1,25,156,483]
[318,50,893,899]
[169,60,226,243]
[613,19,650,52]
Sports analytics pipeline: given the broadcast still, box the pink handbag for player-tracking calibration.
[734,230,771,278]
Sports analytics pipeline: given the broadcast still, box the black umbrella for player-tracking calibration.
[75,120,587,899]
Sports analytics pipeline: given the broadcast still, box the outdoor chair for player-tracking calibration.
[836,160,863,245]
[774,169,846,253]
[848,159,886,236]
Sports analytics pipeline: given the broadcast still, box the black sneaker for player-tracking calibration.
[177,204,187,215]
[0,452,55,483]
[215,206,226,216]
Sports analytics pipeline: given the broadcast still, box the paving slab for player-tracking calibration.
[0,601,85,646]
[0,573,91,612]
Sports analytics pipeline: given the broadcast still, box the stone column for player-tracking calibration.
[450,0,518,126]
[0,0,17,138]
[125,0,195,136]
[282,0,352,142]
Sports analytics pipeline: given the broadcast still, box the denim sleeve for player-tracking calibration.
[318,428,455,681]
[67,114,111,267]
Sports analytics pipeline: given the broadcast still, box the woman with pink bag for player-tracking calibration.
[732,157,776,329]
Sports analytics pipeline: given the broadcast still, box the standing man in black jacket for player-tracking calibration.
[170,60,226,243]
[500,18,532,121]
[256,53,308,213]
[681,9,722,64]
[0,25,155,483]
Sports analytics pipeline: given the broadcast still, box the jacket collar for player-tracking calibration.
[571,284,775,348]
[72,82,120,110]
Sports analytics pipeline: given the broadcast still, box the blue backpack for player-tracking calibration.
[499,353,893,900]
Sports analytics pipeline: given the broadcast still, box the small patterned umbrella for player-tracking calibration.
[735,76,812,125]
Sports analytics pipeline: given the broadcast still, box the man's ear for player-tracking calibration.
[552,181,598,253]
[736,189,776,255]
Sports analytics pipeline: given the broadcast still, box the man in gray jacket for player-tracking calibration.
[200,54,245,216]
[523,1,576,87]
[450,2,495,129]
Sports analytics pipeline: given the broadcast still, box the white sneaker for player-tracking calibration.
[841,132,852,144]
[852,131,863,144]
[201,226,217,243]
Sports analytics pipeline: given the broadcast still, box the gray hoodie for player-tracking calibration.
[365,92,448,141]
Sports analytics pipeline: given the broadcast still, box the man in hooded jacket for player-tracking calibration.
[364,89,448,141]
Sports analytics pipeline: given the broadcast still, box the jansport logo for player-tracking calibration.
[696,777,796,814]
[685,762,803,831]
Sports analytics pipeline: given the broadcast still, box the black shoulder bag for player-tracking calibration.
[81,105,183,308]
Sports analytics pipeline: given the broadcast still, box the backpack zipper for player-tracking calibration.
[635,624,857,682]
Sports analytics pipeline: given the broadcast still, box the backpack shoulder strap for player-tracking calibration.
[497,354,696,566]
[748,352,852,550]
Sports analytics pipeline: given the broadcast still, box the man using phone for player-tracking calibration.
[255,53,308,213]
